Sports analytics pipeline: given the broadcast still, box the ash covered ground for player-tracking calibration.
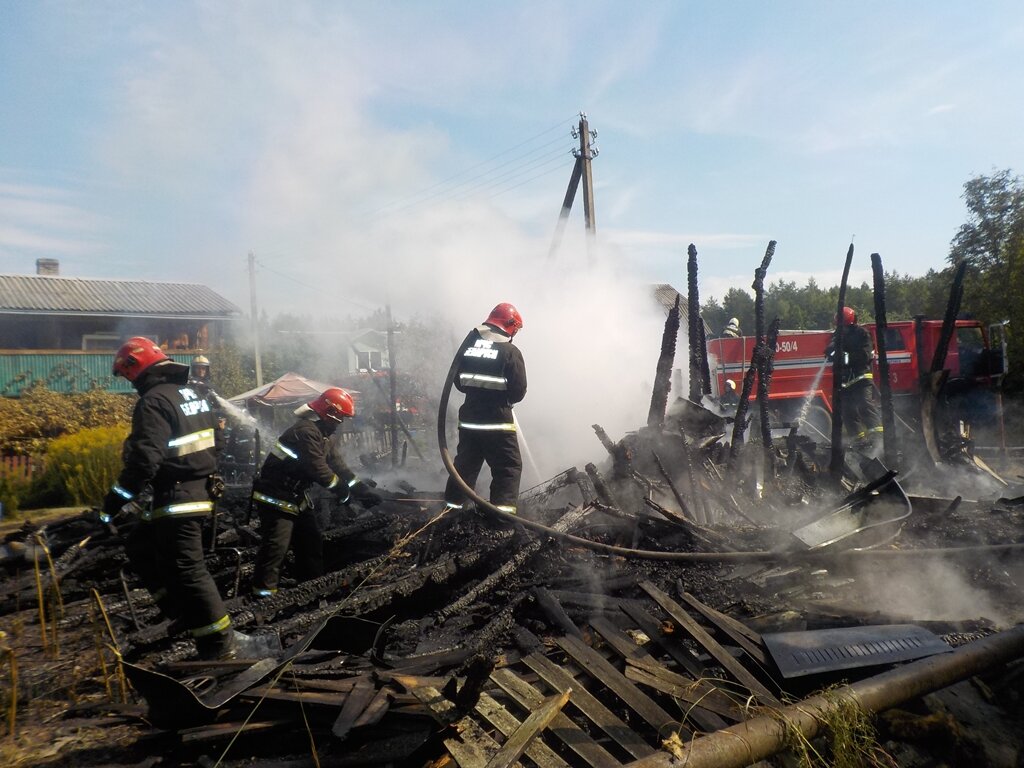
[2,398,1024,768]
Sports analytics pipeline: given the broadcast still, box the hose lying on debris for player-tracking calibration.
[437,356,1024,563]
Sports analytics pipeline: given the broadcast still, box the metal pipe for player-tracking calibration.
[624,622,1024,768]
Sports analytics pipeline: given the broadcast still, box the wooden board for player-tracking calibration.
[490,667,621,768]
[639,581,780,707]
[555,635,682,736]
[522,652,655,759]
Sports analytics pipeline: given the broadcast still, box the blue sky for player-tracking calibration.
[2,1,1023,315]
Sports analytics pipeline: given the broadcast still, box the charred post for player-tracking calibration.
[687,245,704,402]
[758,318,781,481]
[871,253,898,468]
[829,243,855,481]
[648,294,680,428]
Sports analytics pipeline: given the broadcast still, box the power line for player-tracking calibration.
[453,151,573,202]
[369,136,573,220]
[364,116,581,219]
[253,257,380,313]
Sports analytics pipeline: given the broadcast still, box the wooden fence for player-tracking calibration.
[0,455,38,483]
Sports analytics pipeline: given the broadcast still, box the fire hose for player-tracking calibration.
[438,358,1024,563]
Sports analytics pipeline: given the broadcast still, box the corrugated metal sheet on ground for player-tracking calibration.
[763,624,952,678]
[0,275,241,316]
[0,353,192,395]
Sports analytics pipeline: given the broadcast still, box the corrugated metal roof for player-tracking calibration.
[0,274,241,317]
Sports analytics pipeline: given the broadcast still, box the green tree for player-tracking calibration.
[948,169,1024,389]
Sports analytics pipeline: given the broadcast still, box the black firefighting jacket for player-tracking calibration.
[453,323,528,431]
[826,323,875,386]
[108,361,218,519]
[251,417,363,515]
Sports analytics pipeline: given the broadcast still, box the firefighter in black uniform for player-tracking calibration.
[443,303,527,515]
[103,337,241,659]
[250,388,382,596]
[825,307,883,444]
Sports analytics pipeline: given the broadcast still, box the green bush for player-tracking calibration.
[0,473,26,518]
[44,425,128,505]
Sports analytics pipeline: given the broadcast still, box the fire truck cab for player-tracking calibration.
[707,319,1005,443]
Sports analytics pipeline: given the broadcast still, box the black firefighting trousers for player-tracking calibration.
[443,428,523,511]
[842,379,883,441]
[125,515,231,654]
[252,505,325,592]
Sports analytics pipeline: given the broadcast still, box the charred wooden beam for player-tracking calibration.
[871,252,898,468]
[829,242,856,481]
[687,244,710,401]
[649,293,681,428]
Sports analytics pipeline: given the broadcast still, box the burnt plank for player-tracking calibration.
[411,685,512,768]
[522,652,655,759]
[483,690,572,768]
[555,635,683,737]
[241,686,346,707]
[534,587,585,639]
[622,666,741,723]
[477,691,571,768]
[639,581,780,706]
[332,677,378,741]
[179,719,290,744]
[677,587,769,665]
[354,686,392,728]
[619,600,707,679]
[588,616,731,732]
[490,668,621,768]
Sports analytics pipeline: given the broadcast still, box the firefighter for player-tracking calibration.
[103,337,242,659]
[189,354,227,448]
[721,378,739,406]
[250,388,382,596]
[825,307,883,444]
[443,303,527,515]
[722,317,741,338]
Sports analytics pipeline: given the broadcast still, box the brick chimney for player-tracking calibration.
[36,258,60,276]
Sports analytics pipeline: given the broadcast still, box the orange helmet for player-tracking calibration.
[835,306,857,326]
[484,303,523,337]
[308,387,355,423]
[112,337,169,381]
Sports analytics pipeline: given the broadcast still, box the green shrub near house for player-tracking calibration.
[42,425,129,506]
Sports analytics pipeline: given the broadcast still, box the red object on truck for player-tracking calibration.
[707,319,1002,438]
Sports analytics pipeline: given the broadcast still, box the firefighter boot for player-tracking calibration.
[195,627,236,661]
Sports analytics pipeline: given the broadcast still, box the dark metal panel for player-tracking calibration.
[762,624,952,678]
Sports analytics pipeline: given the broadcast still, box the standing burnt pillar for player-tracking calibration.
[648,294,681,428]
[871,253,898,468]
[829,243,855,481]
[759,318,781,479]
[687,245,710,400]
[730,240,776,464]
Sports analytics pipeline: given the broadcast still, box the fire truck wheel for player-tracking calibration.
[796,405,832,444]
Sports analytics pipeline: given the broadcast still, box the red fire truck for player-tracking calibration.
[707,318,1007,445]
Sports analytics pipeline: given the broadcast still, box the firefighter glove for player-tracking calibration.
[206,473,226,500]
[100,492,141,525]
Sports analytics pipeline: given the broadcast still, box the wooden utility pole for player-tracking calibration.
[547,112,598,259]
[248,252,264,386]
[576,113,597,235]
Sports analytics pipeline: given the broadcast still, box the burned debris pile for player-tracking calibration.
[2,246,1024,767]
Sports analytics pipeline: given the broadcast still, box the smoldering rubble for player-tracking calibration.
[3,251,1024,767]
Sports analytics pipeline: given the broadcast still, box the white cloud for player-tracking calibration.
[0,178,106,261]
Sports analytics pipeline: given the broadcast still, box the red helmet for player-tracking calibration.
[484,303,523,337]
[308,387,355,423]
[835,306,856,326]
[112,336,169,381]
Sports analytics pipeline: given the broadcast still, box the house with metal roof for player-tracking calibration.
[0,259,242,395]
